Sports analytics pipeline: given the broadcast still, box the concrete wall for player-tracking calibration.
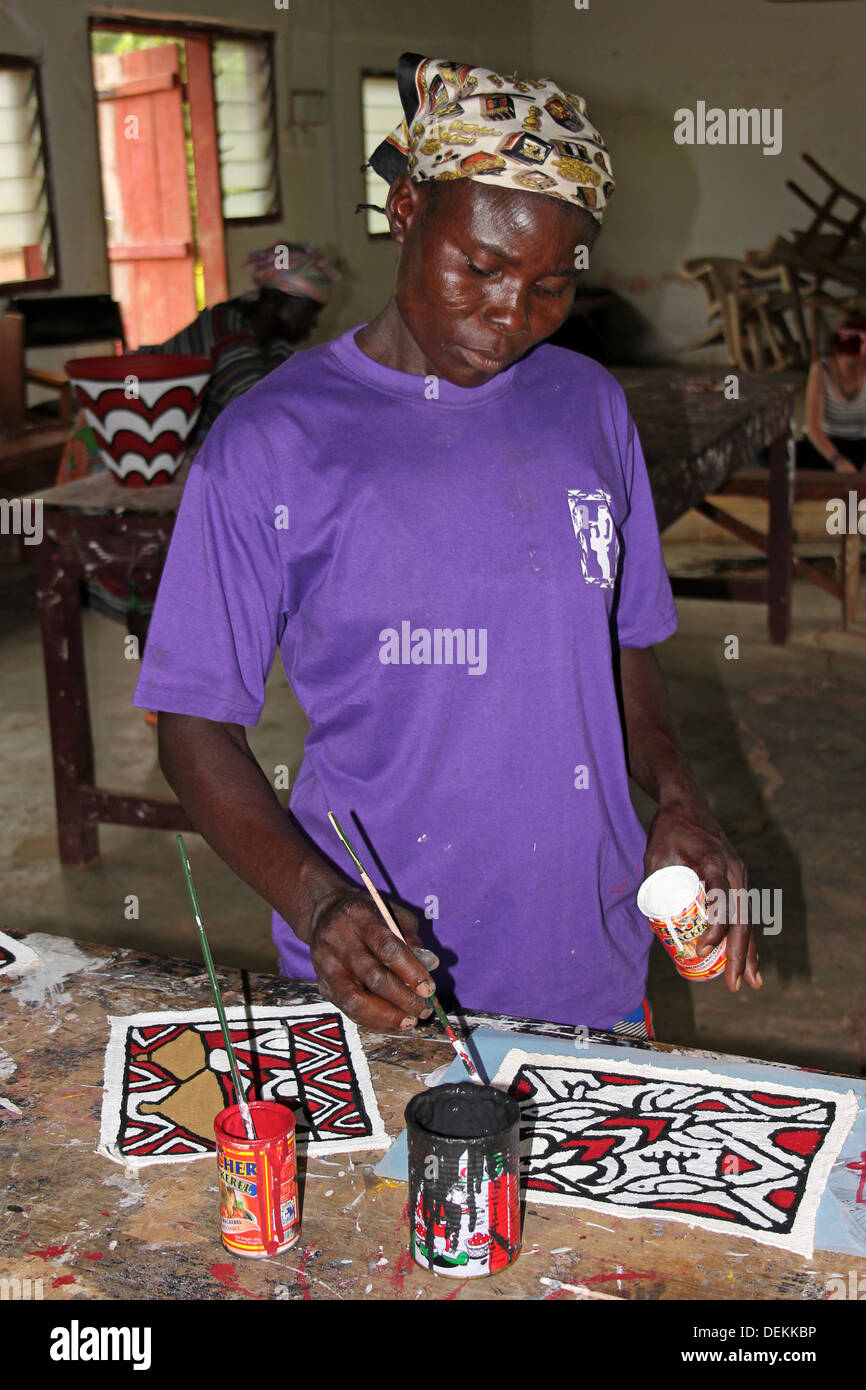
[531,0,866,360]
[3,0,865,359]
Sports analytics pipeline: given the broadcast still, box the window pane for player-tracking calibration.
[361,75,404,235]
[212,38,278,220]
[0,62,55,286]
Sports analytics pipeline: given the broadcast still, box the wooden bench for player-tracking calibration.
[691,467,864,630]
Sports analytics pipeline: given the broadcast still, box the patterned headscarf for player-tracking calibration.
[244,243,341,303]
[369,53,614,223]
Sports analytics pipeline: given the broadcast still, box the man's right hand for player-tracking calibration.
[155,715,438,1032]
[308,890,439,1033]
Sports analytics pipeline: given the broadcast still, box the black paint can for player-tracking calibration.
[405,1082,521,1278]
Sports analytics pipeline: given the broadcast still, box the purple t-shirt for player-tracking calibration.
[134,327,677,1027]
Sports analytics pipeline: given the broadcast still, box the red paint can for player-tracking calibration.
[214,1102,300,1259]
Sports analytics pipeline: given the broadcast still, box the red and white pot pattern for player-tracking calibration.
[65,353,212,487]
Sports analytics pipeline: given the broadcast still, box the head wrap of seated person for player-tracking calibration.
[241,242,342,346]
[367,54,615,223]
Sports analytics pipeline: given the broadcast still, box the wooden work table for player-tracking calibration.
[1,933,861,1303]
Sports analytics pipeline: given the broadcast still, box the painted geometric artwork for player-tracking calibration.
[65,354,211,487]
[0,930,39,977]
[98,1004,388,1168]
[491,1050,858,1257]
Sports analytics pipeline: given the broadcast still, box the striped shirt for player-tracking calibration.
[820,358,866,440]
[139,300,293,440]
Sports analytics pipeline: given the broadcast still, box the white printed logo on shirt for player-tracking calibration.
[567,488,619,590]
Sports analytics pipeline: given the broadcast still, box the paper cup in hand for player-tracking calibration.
[637,865,726,981]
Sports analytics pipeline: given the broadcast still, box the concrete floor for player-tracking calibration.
[2,512,864,1076]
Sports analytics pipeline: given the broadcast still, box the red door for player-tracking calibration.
[94,45,198,348]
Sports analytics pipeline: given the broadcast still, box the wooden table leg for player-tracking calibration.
[840,529,861,630]
[34,538,100,866]
[767,426,795,645]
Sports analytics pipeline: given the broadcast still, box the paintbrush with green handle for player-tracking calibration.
[176,834,257,1140]
[327,812,480,1082]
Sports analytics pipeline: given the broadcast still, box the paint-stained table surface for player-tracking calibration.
[2,933,861,1302]
[611,367,802,535]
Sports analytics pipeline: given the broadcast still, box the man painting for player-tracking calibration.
[134,55,760,1036]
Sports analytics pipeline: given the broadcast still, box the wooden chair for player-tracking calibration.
[749,233,865,360]
[786,153,866,277]
[7,293,126,424]
[0,310,74,436]
[0,312,72,565]
[677,258,729,355]
[679,257,808,371]
[774,155,866,356]
[0,294,127,504]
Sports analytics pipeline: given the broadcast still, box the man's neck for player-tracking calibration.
[354,299,433,376]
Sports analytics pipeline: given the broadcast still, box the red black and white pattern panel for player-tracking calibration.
[98,1004,388,1168]
[492,1050,858,1256]
[0,930,39,977]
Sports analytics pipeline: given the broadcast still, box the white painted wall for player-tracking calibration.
[530,0,866,361]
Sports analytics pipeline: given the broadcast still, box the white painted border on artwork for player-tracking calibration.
[97,1003,389,1168]
[491,1049,859,1260]
[0,930,40,977]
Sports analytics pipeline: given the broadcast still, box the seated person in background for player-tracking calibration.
[798,314,866,473]
[60,242,339,717]
[137,241,341,442]
[57,240,341,486]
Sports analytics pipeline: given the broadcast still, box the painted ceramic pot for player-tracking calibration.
[64,353,212,487]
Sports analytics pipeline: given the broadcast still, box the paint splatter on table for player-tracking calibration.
[1,931,862,1301]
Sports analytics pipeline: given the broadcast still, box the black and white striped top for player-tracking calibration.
[821,358,866,439]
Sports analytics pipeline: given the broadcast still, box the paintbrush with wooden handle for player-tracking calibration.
[327,812,480,1082]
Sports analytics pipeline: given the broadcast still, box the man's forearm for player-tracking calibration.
[157,712,346,944]
[618,646,708,811]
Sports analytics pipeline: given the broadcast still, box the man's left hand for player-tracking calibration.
[645,799,762,993]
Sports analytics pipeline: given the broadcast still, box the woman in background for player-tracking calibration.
[136,242,340,443]
[798,314,866,473]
